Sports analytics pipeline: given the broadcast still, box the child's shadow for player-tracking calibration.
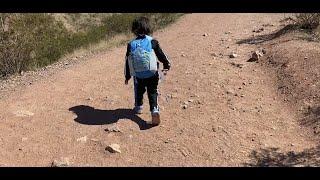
[69,105,153,130]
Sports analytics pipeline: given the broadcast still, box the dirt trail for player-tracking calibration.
[0,13,317,166]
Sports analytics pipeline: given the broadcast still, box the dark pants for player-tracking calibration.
[135,73,159,112]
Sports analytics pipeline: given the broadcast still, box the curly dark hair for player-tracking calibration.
[131,16,152,36]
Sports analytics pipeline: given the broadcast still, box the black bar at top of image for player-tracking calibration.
[0,0,319,12]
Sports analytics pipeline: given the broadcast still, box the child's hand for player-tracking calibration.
[162,69,169,76]
[125,79,129,85]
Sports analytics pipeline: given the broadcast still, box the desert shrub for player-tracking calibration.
[294,13,320,29]
[0,13,70,76]
[0,13,183,77]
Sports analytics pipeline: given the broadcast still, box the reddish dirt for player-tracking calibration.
[0,13,318,166]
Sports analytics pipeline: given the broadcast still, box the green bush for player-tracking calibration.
[0,13,183,77]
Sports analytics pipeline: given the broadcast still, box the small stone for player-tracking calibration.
[51,157,70,167]
[64,62,69,65]
[181,54,186,57]
[229,53,238,58]
[304,57,308,59]
[181,150,188,157]
[226,90,234,94]
[86,97,93,100]
[242,82,246,86]
[105,125,121,133]
[248,51,262,62]
[211,52,218,57]
[14,110,34,117]
[171,94,178,98]
[203,33,208,37]
[90,138,99,142]
[76,136,87,143]
[182,105,188,109]
[262,49,267,54]
[291,143,295,146]
[106,144,121,153]
[240,95,245,98]
[188,99,194,103]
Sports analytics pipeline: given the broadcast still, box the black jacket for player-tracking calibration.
[124,35,171,81]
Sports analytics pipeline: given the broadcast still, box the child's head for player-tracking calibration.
[131,16,152,36]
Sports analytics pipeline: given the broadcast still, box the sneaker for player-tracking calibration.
[133,105,143,114]
[151,107,160,125]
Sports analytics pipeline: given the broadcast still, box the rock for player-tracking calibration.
[64,62,69,65]
[225,31,232,34]
[86,97,93,100]
[226,89,234,95]
[210,52,218,57]
[262,49,267,54]
[242,82,246,86]
[182,105,188,109]
[106,144,121,153]
[229,53,238,58]
[240,95,245,98]
[290,143,295,146]
[188,99,194,103]
[14,110,34,117]
[304,56,308,59]
[203,33,208,37]
[248,51,263,62]
[90,138,99,142]
[230,62,243,68]
[76,136,87,143]
[171,93,178,98]
[51,157,70,167]
[105,125,121,133]
[181,54,186,57]
[181,149,188,157]
[253,28,264,33]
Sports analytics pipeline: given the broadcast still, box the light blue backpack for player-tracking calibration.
[127,35,158,79]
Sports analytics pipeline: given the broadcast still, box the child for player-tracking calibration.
[124,16,171,126]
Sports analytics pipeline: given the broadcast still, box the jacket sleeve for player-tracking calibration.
[151,39,171,70]
[124,43,131,81]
